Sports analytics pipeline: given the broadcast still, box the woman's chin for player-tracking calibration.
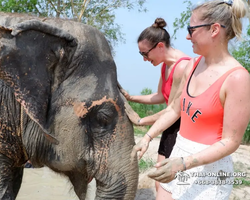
[151,61,157,66]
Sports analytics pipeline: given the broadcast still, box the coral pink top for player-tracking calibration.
[180,56,246,145]
[161,57,191,104]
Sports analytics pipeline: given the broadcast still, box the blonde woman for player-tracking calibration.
[130,0,250,199]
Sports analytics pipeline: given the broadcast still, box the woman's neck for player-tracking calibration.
[203,48,232,68]
[200,39,230,67]
[163,48,186,68]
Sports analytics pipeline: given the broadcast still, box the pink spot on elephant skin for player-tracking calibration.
[73,102,88,118]
[73,96,120,118]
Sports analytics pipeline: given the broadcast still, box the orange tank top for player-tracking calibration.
[179,56,245,145]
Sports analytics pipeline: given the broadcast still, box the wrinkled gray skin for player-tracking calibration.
[0,12,138,200]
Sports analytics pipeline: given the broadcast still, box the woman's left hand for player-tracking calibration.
[124,101,141,125]
[148,157,185,183]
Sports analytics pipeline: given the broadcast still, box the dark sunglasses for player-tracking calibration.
[187,23,226,37]
[139,42,158,58]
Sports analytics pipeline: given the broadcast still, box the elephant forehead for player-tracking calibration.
[73,96,120,118]
[62,75,97,98]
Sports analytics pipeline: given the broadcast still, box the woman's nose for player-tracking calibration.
[186,33,191,40]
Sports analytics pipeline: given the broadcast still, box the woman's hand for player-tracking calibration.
[148,157,185,183]
[131,137,151,160]
[119,87,132,101]
[124,101,141,125]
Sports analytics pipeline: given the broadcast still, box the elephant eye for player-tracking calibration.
[89,102,118,127]
[95,103,117,126]
[85,102,118,139]
[96,110,112,126]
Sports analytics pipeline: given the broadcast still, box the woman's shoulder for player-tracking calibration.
[221,64,250,101]
[174,56,198,80]
[224,57,249,81]
[225,66,250,85]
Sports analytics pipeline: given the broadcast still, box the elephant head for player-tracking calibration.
[0,12,138,200]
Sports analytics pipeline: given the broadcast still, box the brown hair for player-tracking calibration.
[193,0,248,40]
[137,18,171,47]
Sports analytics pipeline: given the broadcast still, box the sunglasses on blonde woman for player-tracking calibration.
[187,23,226,37]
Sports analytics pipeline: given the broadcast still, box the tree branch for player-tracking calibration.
[48,0,61,17]
[78,0,91,22]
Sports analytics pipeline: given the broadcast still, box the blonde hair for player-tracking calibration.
[193,0,248,40]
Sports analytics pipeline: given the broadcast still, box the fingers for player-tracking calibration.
[148,160,174,183]
[154,158,170,168]
[130,140,149,160]
[130,146,138,161]
[120,88,130,100]
[137,144,147,160]
[148,158,183,183]
[148,169,173,183]
[138,150,145,160]
[117,82,131,101]
[148,168,165,179]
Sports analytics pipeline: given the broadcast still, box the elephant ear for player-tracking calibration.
[0,20,78,144]
[117,82,142,125]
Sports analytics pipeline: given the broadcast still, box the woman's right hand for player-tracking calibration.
[131,136,150,160]
[118,81,133,101]
[120,88,132,101]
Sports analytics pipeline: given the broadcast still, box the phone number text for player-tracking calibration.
[194,179,242,185]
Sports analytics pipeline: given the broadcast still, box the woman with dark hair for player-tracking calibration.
[121,17,191,191]
[131,0,250,199]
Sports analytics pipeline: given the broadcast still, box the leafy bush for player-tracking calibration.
[128,88,166,119]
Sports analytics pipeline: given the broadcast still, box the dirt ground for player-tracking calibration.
[17,136,250,200]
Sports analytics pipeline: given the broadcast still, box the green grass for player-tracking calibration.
[233,161,250,187]
[233,177,250,188]
[138,158,155,173]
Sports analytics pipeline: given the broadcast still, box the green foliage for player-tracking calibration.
[134,126,148,136]
[138,158,155,172]
[242,123,250,144]
[172,0,192,39]
[0,0,147,47]
[128,87,166,119]
[0,0,38,13]
[231,25,250,73]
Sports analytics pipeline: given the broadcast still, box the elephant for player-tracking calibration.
[0,12,138,200]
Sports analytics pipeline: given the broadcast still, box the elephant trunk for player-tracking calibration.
[95,157,139,200]
[94,116,139,200]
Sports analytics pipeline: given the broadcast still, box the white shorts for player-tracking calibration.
[160,133,233,200]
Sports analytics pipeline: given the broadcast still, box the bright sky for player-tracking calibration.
[113,0,249,95]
